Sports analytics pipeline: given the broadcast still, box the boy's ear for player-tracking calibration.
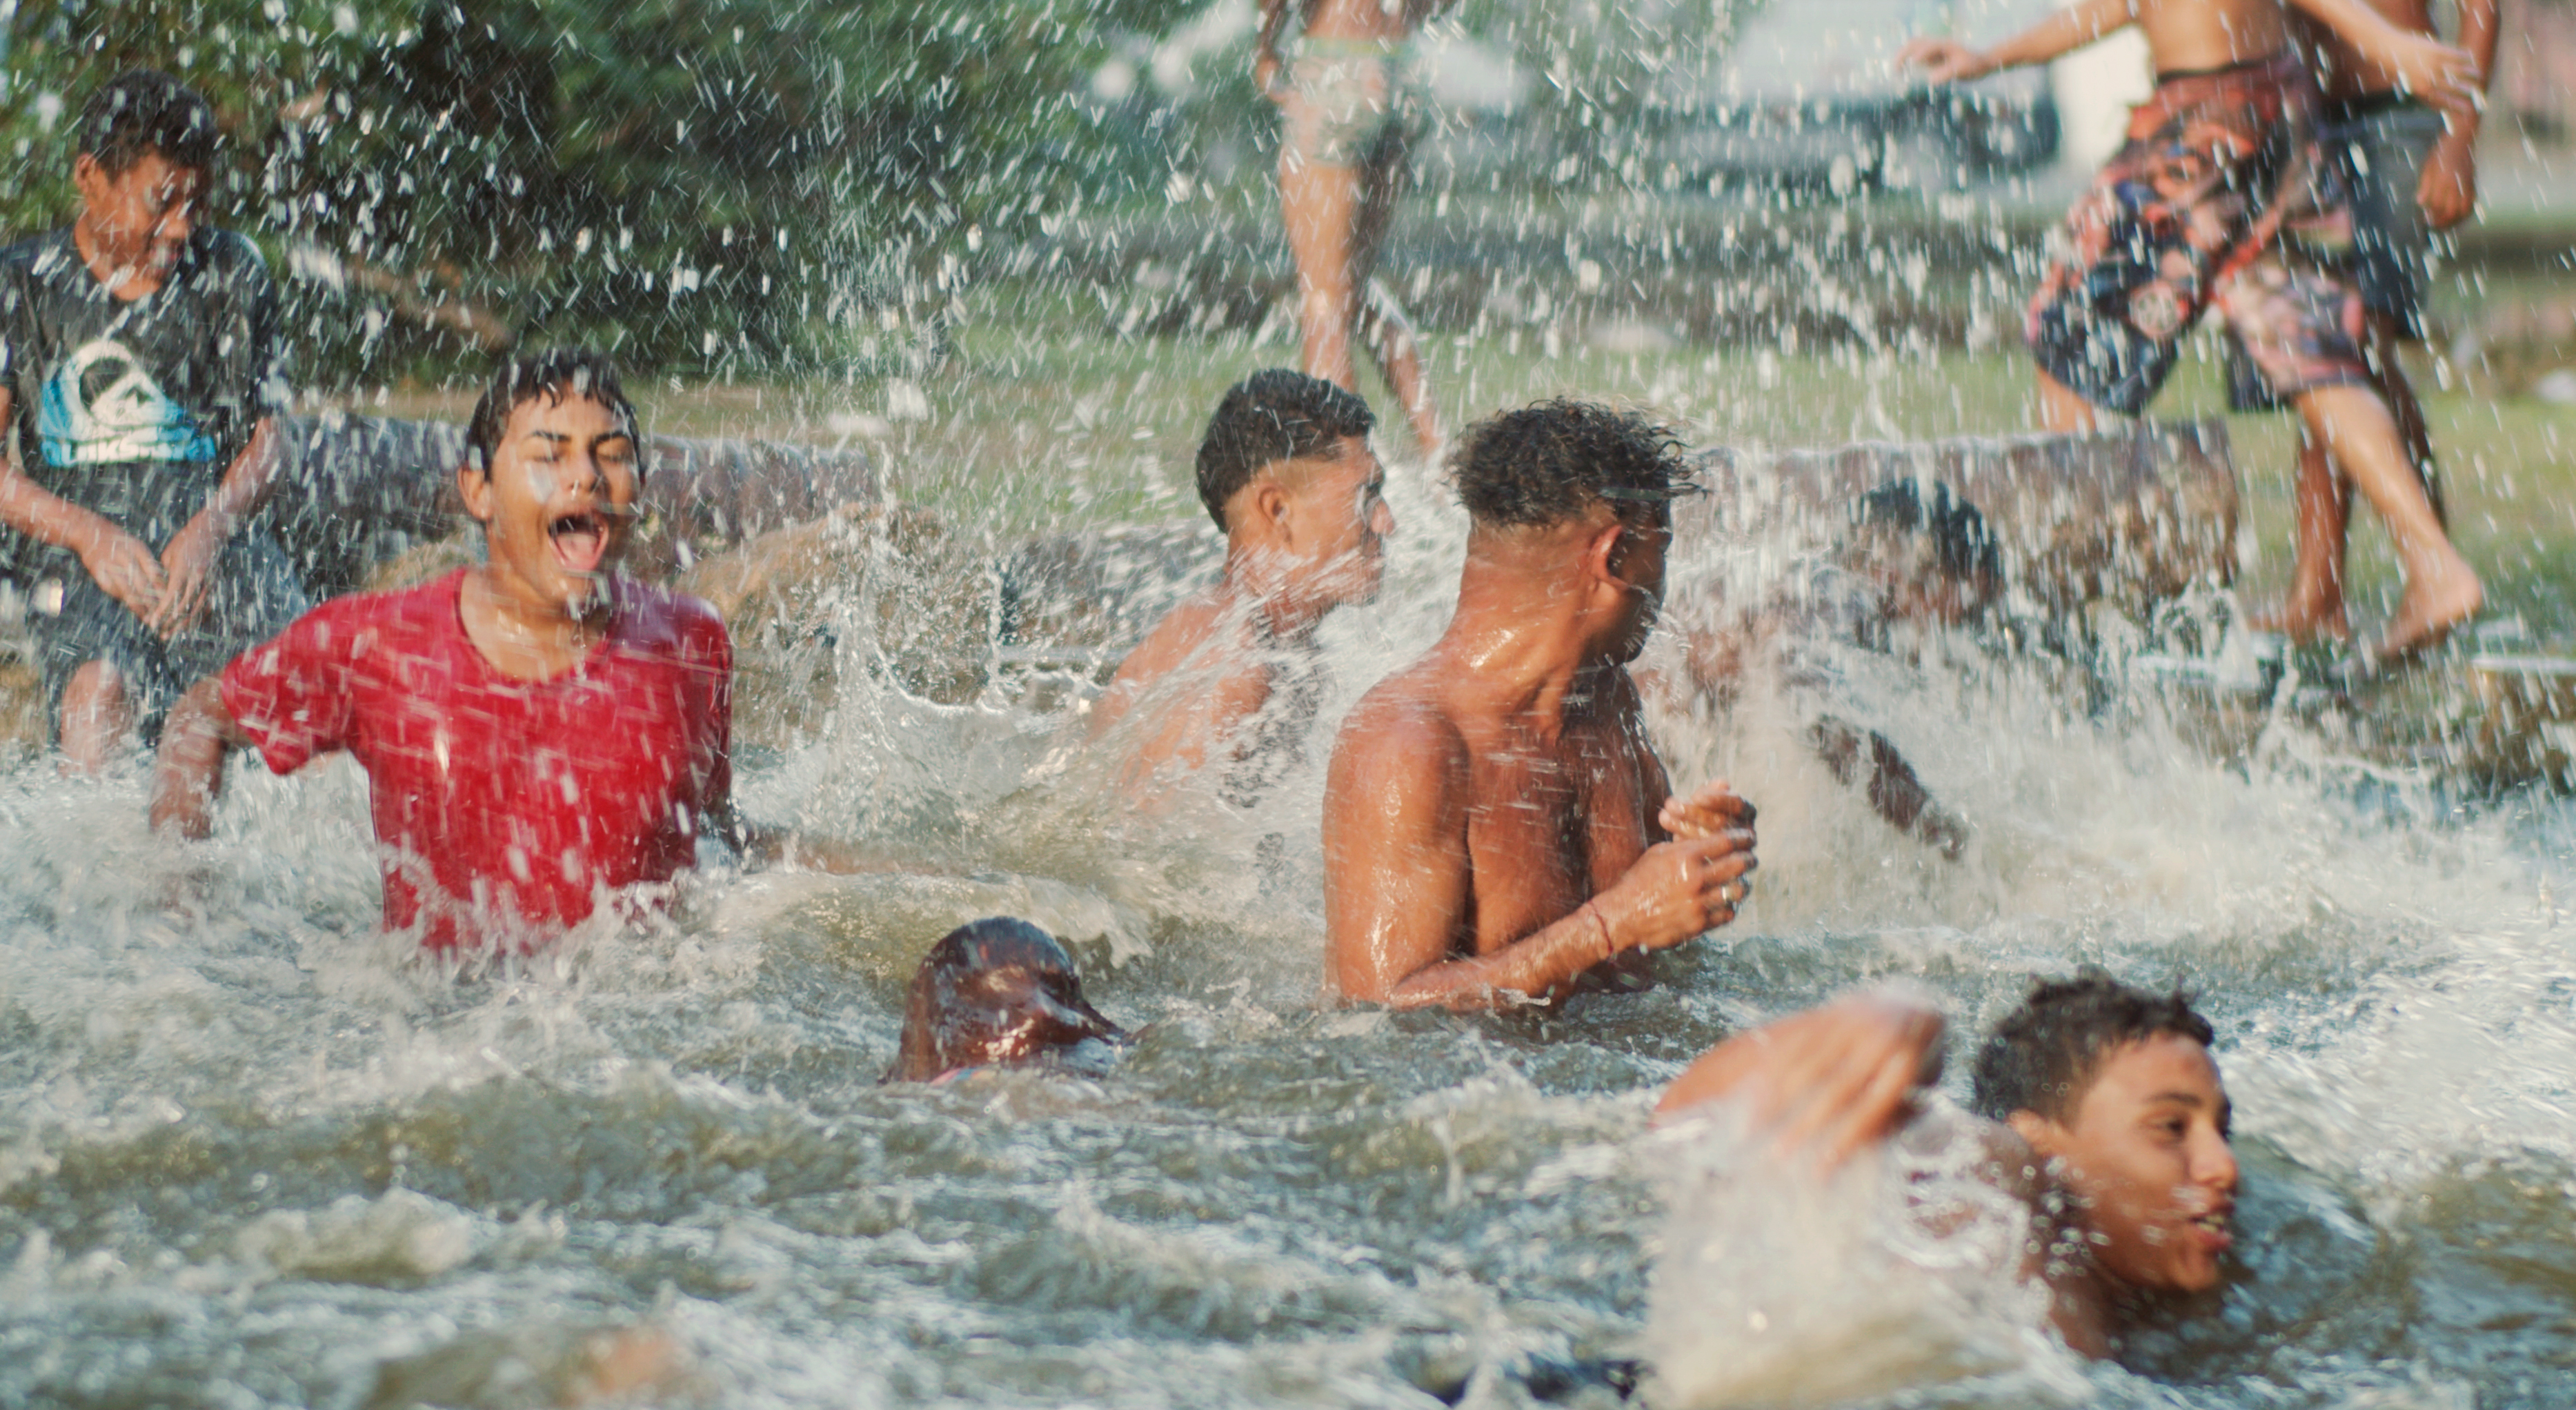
[1583,519,1629,594]
[455,459,495,525]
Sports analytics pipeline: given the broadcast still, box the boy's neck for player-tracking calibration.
[70,212,172,303]
[459,562,616,681]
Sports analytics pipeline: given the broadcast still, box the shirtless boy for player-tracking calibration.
[0,70,306,771]
[1323,400,1758,1010]
[2266,0,2499,642]
[1089,369,1391,800]
[150,350,737,952]
[1255,0,1450,451]
[1901,0,2484,662]
[1659,972,2237,1357]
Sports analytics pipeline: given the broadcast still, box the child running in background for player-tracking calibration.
[0,70,307,771]
[150,350,740,952]
[1901,0,2484,664]
[2261,0,2500,643]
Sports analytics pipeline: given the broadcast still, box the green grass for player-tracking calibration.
[353,276,2576,644]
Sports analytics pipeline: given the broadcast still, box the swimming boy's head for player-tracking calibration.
[1449,399,1699,662]
[1196,370,1391,610]
[890,917,1127,1083]
[1847,481,2003,626]
[72,70,220,284]
[1971,971,2237,1295]
[461,349,644,617]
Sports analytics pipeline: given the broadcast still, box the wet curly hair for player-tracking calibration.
[1969,968,2216,1124]
[1447,399,1698,531]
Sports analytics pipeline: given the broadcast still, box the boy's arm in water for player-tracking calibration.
[1895,0,2134,83]
[1323,687,1756,1011]
[1656,991,1950,1170]
[150,676,259,838]
[0,386,174,631]
[1807,715,1969,860]
[153,415,284,639]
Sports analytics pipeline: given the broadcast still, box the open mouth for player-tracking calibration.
[2190,1210,2234,1247]
[548,510,611,576]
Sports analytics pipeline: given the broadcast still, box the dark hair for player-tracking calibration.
[1969,969,2217,1124]
[1449,399,1698,531]
[1195,369,1375,530]
[1854,480,2002,584]
[77,70,220,177]
[466,348,642,475]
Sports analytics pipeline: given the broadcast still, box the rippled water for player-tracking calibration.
[6,464,2576,1410]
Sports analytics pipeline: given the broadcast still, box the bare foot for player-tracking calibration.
[2375,561,2484,666]
[2244,597,2351,645]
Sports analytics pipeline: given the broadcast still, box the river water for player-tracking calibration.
[4,461,2575,1410]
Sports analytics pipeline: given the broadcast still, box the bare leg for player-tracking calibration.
[59,658,135,775]
[2257,316,2443,641]
[2295,384,2481,661]
[1348,135,1438,450]
[1280,154,1365,392]
[2034,368,2100,434]
[2250,426,2355,642]
[2364,313,2443,526]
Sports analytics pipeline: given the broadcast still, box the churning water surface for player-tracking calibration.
[5,468,2575,1410]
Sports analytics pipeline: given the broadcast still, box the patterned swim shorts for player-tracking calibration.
[2026,53,2372,415]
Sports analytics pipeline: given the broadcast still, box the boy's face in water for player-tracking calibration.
[461,391,640,617]
[2017,1033,2239,1296]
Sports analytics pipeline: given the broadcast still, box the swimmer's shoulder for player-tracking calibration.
[1332,661,1469,773]
[1113,588,1232,684]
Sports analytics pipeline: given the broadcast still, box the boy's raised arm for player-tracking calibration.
[1896,0,2134,84]
[153,417,285,639]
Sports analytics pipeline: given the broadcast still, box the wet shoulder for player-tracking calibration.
[1337,658,1467,764]
[191,228,270,276]
[333,569,471,647]
[1116,590,1231,681]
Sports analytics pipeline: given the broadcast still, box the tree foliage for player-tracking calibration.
[0,0,1196,378]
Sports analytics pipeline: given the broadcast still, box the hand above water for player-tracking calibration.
[1658,777,1754,844]
[1656,991,1948,1172]
[77,519,168,626]
[1594,831,1756,958]
[150,510,230,639]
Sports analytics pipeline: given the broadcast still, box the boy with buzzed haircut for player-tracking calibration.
[0,69,306,771]
[1089,368,1393,802]
[1901,0,2485,663]
[1659,971,2239,1357]
[150,350,738,953]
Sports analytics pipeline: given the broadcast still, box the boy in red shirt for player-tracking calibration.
[149,350,737,951]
